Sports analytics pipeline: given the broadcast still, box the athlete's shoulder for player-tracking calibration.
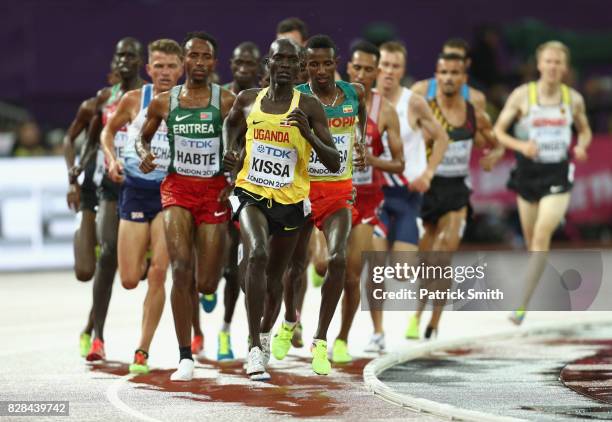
[235,88,261,106]
[408,89,429,112]
[294,83,310,94]
[410,78,429,96]
[80,97,97,113]
[349,82,366,98]
[468,87,487,110]
[122,88,142,105]
[219,85,237,108]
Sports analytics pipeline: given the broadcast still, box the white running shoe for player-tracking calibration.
[246,346,270,381]
[364,333,386,353]
[260,332,271,366]
[170,358,194,381]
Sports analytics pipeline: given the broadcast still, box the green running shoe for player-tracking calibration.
[332,339,352,363]
[311,339,331,375]
[309,264,325,288]
[129,350,149,375]
[271,322,295,360]
[79,333,91,358]
[405,315,420,339]
[509,307,526,325]
[217,331,235,361]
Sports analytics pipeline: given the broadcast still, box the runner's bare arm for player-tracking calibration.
[352,82,367,170]
[411,93,449,192]
[223,90,255,174]
[475,109,504,171]
[368,99,404,174]
[220,88,237,120]
[571,90,592,162]
[410,79,429,97]
[290,95,340,173]
[72,89,110,182]
[64,98,95,178]
[137,93,168,173]
[493,85,537,159]
[101,90,139,182]
[469,88,487,112]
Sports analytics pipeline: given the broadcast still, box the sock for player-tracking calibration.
[221,322,231,333]
[179,346,193,361]
[284,319,297,329]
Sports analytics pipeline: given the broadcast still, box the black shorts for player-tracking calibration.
[507,160,573,203]
[231,187,309,236]
[421,176,471,225]
[80,160,98,212]
[97,174,121,203]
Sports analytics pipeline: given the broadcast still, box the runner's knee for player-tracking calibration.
[171,259,192,289]
[327,249,347,276]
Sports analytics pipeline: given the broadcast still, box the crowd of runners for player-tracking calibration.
[64,17,592,381]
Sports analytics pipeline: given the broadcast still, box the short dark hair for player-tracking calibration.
[306,34,337,58]
[276,17,308,40]
[438,52,466,63]
[233,41,261,60]
[443,38,470,57]
[350,40,380,62]
[182,31,218,57]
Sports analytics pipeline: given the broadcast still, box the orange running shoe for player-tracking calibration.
[191,335,204,355]
[86,338,105,361]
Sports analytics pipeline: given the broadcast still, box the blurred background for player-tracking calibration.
[1,0,611,270]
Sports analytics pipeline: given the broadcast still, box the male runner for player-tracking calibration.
[412,38,487,111]
[138,32,235,381]
[368,41,448,346]
[493,41,591,324]
[223,37,339,380]
[208,40,262,361]
[276,17,308,46]
[266,35,367,374]
[101,39,184,374]
[64,96,97,357]
[330,40,405,362]
[411,52,504,338]
[72,37,144,361]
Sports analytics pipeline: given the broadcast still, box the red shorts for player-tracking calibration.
[309,179,354,230]
[353,186,384,227]
[161,173,229,226]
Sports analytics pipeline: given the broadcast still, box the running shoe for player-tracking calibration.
[509,307,526,325]
[129,349,149,374]
[86,338,105,361]
[217,331,234,361]
[291,322,304,348]
[79,333,91,358]
[260,332,271,365]
[331,339,352,363]
[309,264,325,288]
[271,322,295,360]
[170,358,194,381]
[364,333,385,353]
[405,314,420,339]
[424,326,438,340]
[311,339,331,375]
[200,293,217,313]
[191,334,204,355]
[246,346,270,381]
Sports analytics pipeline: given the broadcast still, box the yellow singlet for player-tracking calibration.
[236,88,312,204]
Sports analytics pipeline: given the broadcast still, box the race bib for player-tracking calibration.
[151,122,170,172]
[309,132,350,177]
[93,149,105,186]
[174,135,221,177]
[246,140,297,189]
[435,139,472,177]
[530,127,571,163]
[114,130,128,160]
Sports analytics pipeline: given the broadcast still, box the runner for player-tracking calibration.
[493,41,591,325]
[137,31,235,381]
[211,40,262,361]
[411,52,504,338]
[368,41,448,345]
[101,39,184,374]
[332,40,404,362]
[223,37,339,380]
[64,95,97,357]
[73,37,145,361]
[411,38,486,111]
[264,34,367,374]
[276,17,308,46]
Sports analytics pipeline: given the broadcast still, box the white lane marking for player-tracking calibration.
[106,374,162,422]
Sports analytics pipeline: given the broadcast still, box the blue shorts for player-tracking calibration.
[375,186,422,245]
[119,175,162,223]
